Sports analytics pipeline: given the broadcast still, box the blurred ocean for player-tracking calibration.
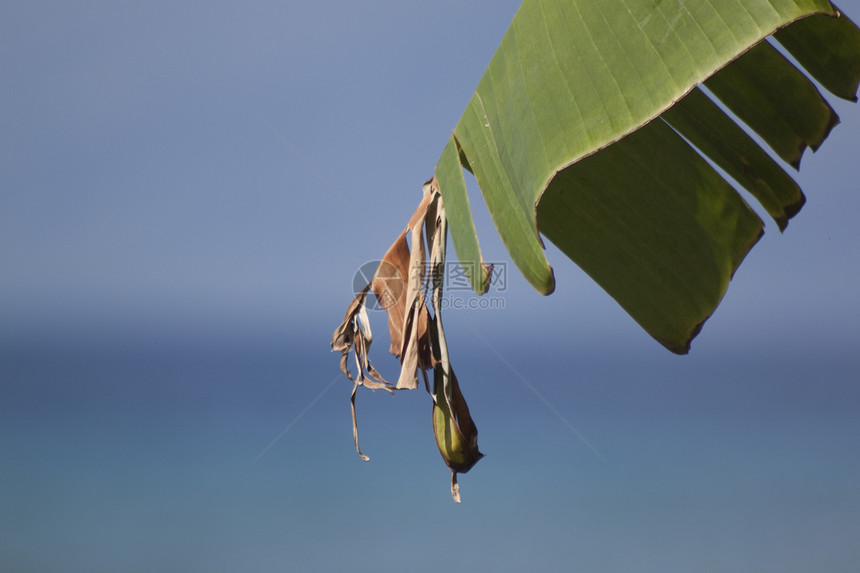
[2,318,858,573]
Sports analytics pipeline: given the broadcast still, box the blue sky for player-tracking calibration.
[2,2,859,572]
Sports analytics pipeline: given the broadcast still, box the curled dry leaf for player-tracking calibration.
[331,177,482,501]
[376,190,434,389]
[331,285,393,393]
[331,284,394,461]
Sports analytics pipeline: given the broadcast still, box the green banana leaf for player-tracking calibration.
[433,0,860,354]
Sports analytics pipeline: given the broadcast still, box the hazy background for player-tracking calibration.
[2,2,859,572]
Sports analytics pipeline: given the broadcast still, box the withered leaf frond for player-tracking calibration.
[331,178,482,499]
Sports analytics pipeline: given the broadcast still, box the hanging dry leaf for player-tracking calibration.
[367,227,431,389]
[395,190,434,389]
[370,232,410,355]
[331,285,394,461]
[331,285,392,391]
[331,177,482,500]
[361,186,436,389]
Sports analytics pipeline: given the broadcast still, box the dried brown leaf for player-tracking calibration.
[332,181,481,500]
[366,186,437,389]
[331,285,393,392]
[371,232,410,355]
[395,220,428,389]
